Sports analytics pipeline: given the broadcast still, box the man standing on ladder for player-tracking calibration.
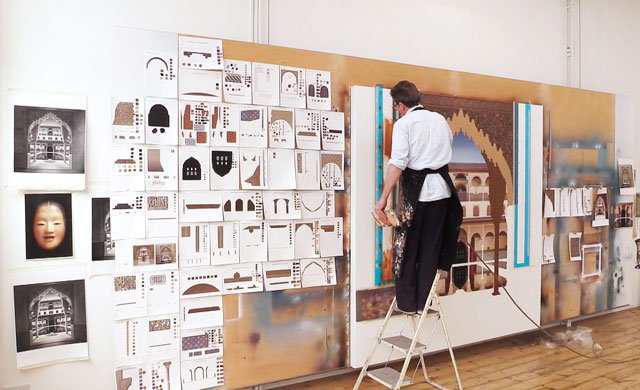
[374,80,463,315]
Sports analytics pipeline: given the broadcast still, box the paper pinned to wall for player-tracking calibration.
[263,260,301,291]
[179,101,210,146]
[113,273,147,320]
[114,317,148,366]
[146,147,178,192]
[593,187,609,227]
[268,107,295,148]
[179,36,224,70]
[178,191,223,222]
[294,219,320,259]
[115,238,178,273]
[223,59,252,104]
[543,188,558,218]
[222,191,264,220]
[569,232,582,261]
[240,221,268,262]
[112,97,145,144]
[280,66,306,108]
[221,262,264,294]
[263,191,302,220]
[210,147,239,190]
[181,326,223,361]
[144,50,177,98]
[252,62,280,106]
[212,103,239,147]
[320,151,344,190]
[179,147,210,190]
[111,145,145,192]
[239,148,268,189]
[180,356,224,390]
[583,187,594,215]
[146,315,180,360]
[115,365,148,390]
[295,109,321,150]
[618,158,636,195]
[321,111,345,151]
[180,267,223,299]
[179,69,222,102]
[179,223,211,267]
[300,191,335,219]
[238,105,267,148]
[295,150,320,190]
[300,257,337,287]
[570,188,584,216]
[180,295,224,330]
[111,193,145,240]
[145,97,178,144]
[146,270,179,316]
[210,221,240,265]
[149,358,181,390]
[542,234,555,264]
[319,217,344,257]
[306,69,331,110]
[268,148,296,189]
[145,192,178,238]
[267,221,294,261]
[582,244,602,277]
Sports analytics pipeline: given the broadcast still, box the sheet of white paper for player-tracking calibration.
[221,262,264,294]
[543,189,557,218]
[239,148,268,189]
[223,59,252,104]
[147,315,180,360]
[268,107,295,148]
[179,69,223,102]
[306,69,331,110]
[252,62,280,106]
[593,187,609,227]
[300,257,337,287]
[267,221,294,261]
[238,105,267,147]
[211,103,239,147]
[583,187,593,215]
[144,50,178,98]
[179,147,210,190]
[179,36,224,70]
[240,221,268,262]
[114,318,148,366]
[111,145,145,192]
[180,296,223,330]
[263,191,302,220]
[180,356,224,390]
[112,97,145,143]
[295,109,321,149]
[263,260,301,291]
[115,365,148,390]
[145,192,178,238]
[180,266,223,299]
[146,270,179,316]
[542,234,555,264]
[294,219,320,259]
[222,191,264,220]
[559,188,571,217]
[181,327,224,361]
[319,217,344,257]
[295,149,320,190]
[280,66,306,108]
[179,101,210,146]
[179,223,211,267]
[148,358,181,390]
[618,157,636,195]
[300,191,335,219]
[178,191,223,222]
[569,232,583,261]
[111,193,146,240]
[570,188,584,216]
[320,151,345,190]
[268,148,296,189]
[210,221,240,265]
[145,97,178,144]
[320,111,344,151]
[113,273,147,320]
[146,146,178,191]
[210,147,239,190]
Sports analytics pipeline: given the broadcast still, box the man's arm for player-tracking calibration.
[374,164,403,226]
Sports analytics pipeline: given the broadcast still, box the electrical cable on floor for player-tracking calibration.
[463,242,640,365]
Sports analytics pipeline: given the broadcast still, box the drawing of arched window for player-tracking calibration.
[211,150,233,177]
[27,112,73,168]
[183,157,201,180]
[235,199,243,211]
[148,104,170,132]
[471,176,482,187]
[595,195,607,217]
[320,85,329,98]
[281,71,298,94]
[29,287,74,343]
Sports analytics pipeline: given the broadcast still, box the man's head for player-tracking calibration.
[390,80,421,117]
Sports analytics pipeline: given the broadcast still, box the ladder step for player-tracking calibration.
[382,335,426,353]
[367,367,412,388]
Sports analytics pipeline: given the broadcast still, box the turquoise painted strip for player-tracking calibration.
[374,85,384,285]
[524,104,531,267]
[514,103,519,267]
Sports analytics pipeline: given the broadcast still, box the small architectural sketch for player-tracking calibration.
[569,232,582,261]
[25,193,73,260]
[148,358,180,390]
[221,262,264,294]
[110,193,145,240]
[181,296,224,330]
[592,187,609,227]
[267,221,294,261]
[179,69,222,102]
[179,223,211,267]
[280,66,306,108]
[295,150,320,190]
[179,147,210,190]
[147,271,179,317]
[583,187,594,216]
[295,109,321,150]
[239,221,267,262]
[614,202,634,228]
[146,146,178,191]
[294,220,320,259]
[618,158,635,195]
[252,62,280,106]
[582,244,602,277]
[543,188,558,218]
[223,59,252,104]
[179,191,223,223]
[263,260,302,291]
[114,317,148,366]
[300,191,334,219]
[180,356,224,390]
[111,145,145,192]
[180,267,223,299]
[210,221,240,265]
[212,104,239,147]
[181,326,224,361]
[114,273,147,320]
[320,151,345,190]
[263,191,302,220]
[111,97,144,144]
[306,69,331,110]
[145,192,178,240]
[268,107,295,148]
[222,191,264,220]
[321,111,345,151]
[144,50,177,98]
[542,234,555,264]
[300,257,337,288]
[115,365,148,390]
[239,148,268,189]
[238,105,267,147]
[92,197,115,261]
[210,147,239,190]
[146,97,178,145]
[559,187,571,217]
[570,188,584,216]
[179,36,224,70]
[319,217,344,257]
[180,101,210,146]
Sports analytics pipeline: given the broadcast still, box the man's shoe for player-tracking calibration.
[392,301,416,315]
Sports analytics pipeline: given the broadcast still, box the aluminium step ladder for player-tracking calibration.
[353,271,463,390]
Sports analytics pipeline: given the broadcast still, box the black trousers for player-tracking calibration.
[395,198,448,312]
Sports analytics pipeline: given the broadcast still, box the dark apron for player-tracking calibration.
[393,164,463,277]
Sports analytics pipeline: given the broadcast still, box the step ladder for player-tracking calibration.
[353,271,463,390]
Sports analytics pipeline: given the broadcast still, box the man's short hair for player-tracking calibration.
[390,81,421,108]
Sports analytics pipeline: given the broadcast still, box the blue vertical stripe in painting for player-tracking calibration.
[524,104,531,267]
[513,103,519,266]
[374,85,384,285]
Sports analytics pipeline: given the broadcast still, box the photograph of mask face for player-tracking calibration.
[25,193,73,259]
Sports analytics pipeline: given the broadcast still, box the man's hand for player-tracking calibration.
[374,197,391,226]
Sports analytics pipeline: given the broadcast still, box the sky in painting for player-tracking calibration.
[451,132,485,164]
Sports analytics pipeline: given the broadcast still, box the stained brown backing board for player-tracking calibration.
[212,37,615,388]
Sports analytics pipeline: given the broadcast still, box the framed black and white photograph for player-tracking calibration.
[13,278,88,369]
[92,197,115,261]
[10,89,86,190]
[25,193,73,260]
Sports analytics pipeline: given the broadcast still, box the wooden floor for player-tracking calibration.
[275,307,640,390]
